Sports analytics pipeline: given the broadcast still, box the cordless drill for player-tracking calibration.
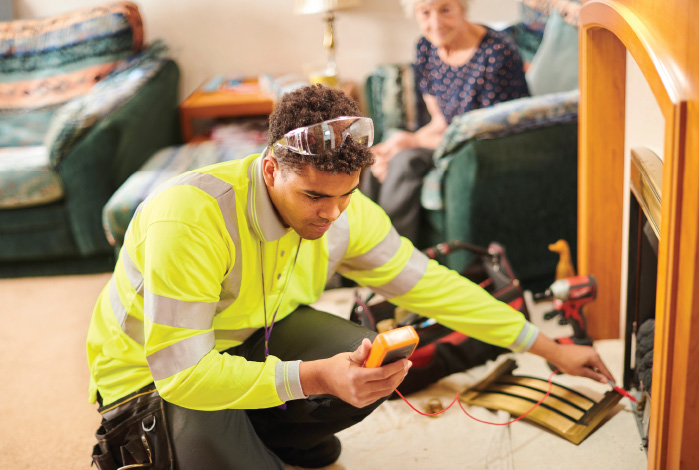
[534,275,597,347]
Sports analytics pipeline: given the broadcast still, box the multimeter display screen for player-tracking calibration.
[380,344,416,366]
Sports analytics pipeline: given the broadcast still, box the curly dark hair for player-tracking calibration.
[267,84,375,174]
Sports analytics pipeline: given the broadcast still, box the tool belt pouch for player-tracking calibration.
[91,385,174,470]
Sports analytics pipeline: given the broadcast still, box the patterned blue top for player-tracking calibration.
[414,28,529,124]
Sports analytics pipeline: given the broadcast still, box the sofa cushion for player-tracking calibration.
[0,146,63,208]
[0,1,143,147]
[0,110,55,147]
[526,10,579,96]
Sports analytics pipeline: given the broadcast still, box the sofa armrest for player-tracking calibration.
[53,50,180,256]
[44,41,174,167]
[435,123,579,289]
[422,89,578,211]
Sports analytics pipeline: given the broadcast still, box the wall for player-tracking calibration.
[625,52,665,161]
[13,0,519,100]
[617,51,666,335]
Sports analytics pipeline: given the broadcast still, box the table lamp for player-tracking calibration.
[294,0,361,86]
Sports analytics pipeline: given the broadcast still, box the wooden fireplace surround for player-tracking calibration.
[578,0,699,467]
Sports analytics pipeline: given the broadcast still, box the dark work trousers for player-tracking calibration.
[163,307,379,470]
[361,147,434,246]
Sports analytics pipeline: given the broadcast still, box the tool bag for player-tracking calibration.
[351,241,529,396]
[91,384,174,470]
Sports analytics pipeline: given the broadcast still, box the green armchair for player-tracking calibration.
[364,1,581,290]
[0,2,180,278]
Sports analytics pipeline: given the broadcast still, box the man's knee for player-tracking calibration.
[267,307,376,361]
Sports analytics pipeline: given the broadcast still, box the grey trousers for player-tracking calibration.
[362,147,434,246]
[164,307,379,470]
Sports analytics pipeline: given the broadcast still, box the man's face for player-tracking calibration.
[262,156,361,240]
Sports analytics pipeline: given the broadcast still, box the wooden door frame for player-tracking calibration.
[579,1,699,467]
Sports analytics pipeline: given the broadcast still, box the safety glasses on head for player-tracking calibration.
[274,116,374,156]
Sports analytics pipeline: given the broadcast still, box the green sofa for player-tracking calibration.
[364,0,581,291]
[0,2,180,278]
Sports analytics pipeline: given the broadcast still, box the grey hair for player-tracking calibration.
[400,0,470,18]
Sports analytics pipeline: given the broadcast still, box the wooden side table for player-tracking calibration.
[179,78,274,142]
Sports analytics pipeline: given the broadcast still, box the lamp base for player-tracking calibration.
[308,70,338,88]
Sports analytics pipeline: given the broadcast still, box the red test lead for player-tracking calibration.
[608,380,637,403]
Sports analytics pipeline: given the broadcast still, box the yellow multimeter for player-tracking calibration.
[365,325,419,368]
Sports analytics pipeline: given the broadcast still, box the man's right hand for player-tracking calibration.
[298,338,411,408]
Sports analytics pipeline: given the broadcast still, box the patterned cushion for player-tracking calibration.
[501,23,544,68]
[421,89,579,210]
[520,0,581,33]
[44,41,169,166]
[364,64,428,143]
[103,118,268,246]
[0,146,63,208]
[0,110,55,147]
[0,1,143,148]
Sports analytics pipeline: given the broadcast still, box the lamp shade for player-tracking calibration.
[294,0,361,15]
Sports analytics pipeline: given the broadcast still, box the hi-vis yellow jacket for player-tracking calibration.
[87,153,539,409]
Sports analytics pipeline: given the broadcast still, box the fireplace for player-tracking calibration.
[580,0,699,465]
[624,147,662,451]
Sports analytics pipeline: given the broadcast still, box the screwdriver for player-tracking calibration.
[608,379,637,402]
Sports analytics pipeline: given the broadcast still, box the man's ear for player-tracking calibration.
[261,154,279,187]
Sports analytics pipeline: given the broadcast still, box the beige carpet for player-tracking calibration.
[0,273,109,469]
[0,274,647,469]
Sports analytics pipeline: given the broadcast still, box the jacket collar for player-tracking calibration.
[247,150,290,242]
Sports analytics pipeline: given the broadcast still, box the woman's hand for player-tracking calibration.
[370,131,418,183]
[299,338,411,408]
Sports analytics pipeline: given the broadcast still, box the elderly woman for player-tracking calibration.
[363,0,529,245]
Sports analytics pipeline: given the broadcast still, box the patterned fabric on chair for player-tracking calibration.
[0,2,180,278]
[0,1,142,147]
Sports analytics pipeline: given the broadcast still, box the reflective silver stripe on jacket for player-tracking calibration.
[370,248,430,299]
[146,331,216,381]
[124,315,145,345]
[325,211,350,283]
[112,171,242,341]
[135,172,242,266]
[122,248,144,296]
[275,360,306,402]
[339,227,401,272]
[145,290,216,330]
[509,322,539,352]
[109,275,128,332]
[108,276,145,345]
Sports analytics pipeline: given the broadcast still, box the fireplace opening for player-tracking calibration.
[624,147,661,453]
